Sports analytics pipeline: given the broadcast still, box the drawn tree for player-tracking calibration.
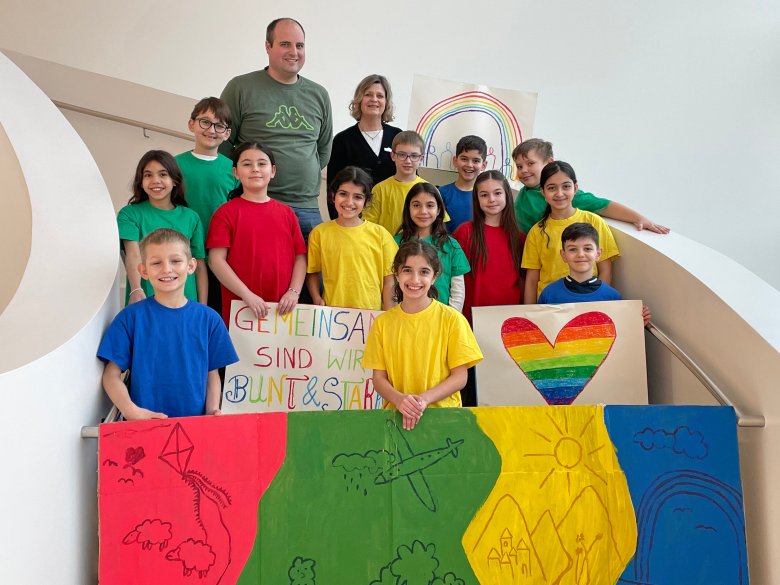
[390,541,439,585]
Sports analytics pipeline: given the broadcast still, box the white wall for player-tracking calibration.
[0,0,778,290]
[0,54,118,583]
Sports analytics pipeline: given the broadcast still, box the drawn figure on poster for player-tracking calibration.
[123,519,173,552]
[103,444,147,484]
[369,540,465,585]
[441,142,453,170]
[632,469,747,585]
[332,449,394,496]
[426,143,440,170]
[124,446,146,477]
[633,426,708,459]
[485,147,497,171]
[486,528,531,579]
[288,556,317,585]
[166,538,216,578]
[158,422,233,582]
[331,420,464,511]
[501,157,513,178]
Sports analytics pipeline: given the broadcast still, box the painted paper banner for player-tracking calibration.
[408,74,537,181]
[473,301,648,406]
[223,301,383,413]
[98,405,748,585]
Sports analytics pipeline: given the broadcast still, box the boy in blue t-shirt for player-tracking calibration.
[539,223,651,325]
[98,228,238,420]
[439,135,487,232]
[176,97,239,316]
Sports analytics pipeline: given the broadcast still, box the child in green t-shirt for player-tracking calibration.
[512,138,669,235]
[175,97,239,315]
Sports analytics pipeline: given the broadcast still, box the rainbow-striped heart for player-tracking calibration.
[500,312,616,405]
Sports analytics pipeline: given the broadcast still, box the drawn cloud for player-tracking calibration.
[633,426,708,459]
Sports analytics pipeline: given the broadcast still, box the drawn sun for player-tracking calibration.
[524,411,607,494]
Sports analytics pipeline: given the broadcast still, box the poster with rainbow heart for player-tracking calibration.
[408,75,537,181]
[473,301,648,406]
[98,405,748,584]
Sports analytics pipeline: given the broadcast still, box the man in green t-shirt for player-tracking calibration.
[219,17,333,241]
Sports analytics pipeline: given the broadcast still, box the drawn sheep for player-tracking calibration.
[165,538,216,578]
[288,556,316,584]
[122,519,172,552]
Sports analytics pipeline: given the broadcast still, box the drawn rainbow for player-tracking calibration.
[500,312,617,405]
[414,91,523,174]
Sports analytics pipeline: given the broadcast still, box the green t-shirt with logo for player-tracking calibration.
[219,69,333,209]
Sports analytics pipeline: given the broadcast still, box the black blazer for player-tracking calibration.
[326,123,402,219]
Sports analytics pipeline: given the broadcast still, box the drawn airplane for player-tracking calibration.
[374,421,464,512]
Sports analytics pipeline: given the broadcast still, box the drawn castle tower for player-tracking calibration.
[487,528,531,581]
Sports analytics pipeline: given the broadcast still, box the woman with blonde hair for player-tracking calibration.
[326,74,402,219]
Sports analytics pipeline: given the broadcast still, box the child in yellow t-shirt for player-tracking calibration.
[522,161,619,303]
[362,240,483,430]
[306,166,397,310]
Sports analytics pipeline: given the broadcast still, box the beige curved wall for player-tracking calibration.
[0,124,31,314]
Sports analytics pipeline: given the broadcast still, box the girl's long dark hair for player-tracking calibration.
[396,183,449,251]
[227,142,276,200]
[469,170,523,278]
[128,150,187,206]
[537,161,578,247]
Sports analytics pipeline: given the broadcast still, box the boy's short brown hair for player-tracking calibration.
[139,228,192,261]
[512,138,554,161]
[190,97,233,126]
[391,130,425,152]
[561,222,599,247]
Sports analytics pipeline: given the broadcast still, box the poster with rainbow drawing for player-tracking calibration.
[473,301,648,406]
[408,75,537,181]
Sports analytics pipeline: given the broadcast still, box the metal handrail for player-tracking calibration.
[80,404,120,438]
[646,323,765,428]
[53,100,195,142]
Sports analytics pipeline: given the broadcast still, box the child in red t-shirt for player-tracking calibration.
[453,170,526,324]
[206,142,307,323]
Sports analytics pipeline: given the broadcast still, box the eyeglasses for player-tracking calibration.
[393,151,422,162]
[195,118,229,134]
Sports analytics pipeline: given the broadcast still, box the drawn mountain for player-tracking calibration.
[556,485,627,582]
[531,510,572,583]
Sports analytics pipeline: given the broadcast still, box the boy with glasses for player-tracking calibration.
[176,97,239,315]
[363,131,428,234]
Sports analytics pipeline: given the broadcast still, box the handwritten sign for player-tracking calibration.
[222,301,384,413]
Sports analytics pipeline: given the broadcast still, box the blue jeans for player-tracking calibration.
[290,206,323,243]
[289,206,322,305]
